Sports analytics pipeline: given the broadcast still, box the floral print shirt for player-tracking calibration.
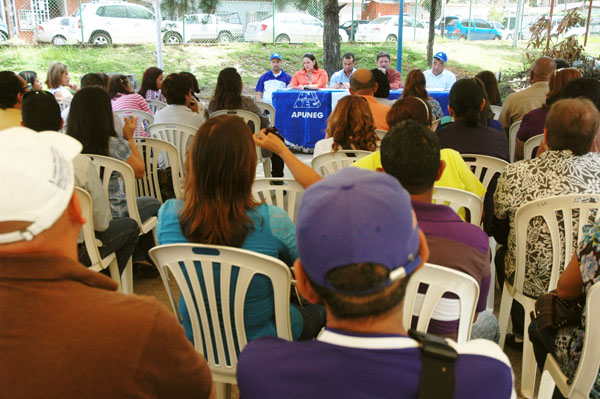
[494,150,600,297]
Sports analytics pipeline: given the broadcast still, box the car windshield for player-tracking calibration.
[445,18,457,26]
[371,17,393,24]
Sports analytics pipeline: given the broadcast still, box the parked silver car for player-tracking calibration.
[35,17,77,45]
[245,13,348,43]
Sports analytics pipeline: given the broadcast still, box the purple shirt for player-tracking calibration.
[237,328,515,399]
[438,119,509,162]
[517,107,548,143]
[412,200,491,336]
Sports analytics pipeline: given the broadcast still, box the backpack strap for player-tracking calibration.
[408,329,458,399]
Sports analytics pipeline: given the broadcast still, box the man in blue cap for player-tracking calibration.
[423,51,456,90]
[255,52,292,104]
[237,167,515,399]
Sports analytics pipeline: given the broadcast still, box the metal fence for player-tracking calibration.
[0,0,598,45]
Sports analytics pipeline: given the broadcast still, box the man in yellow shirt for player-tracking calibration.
[0,71,28,130]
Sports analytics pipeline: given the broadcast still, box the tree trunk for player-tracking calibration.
[426,0,438,67]
[323,0,341,78]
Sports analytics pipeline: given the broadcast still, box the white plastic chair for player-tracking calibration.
[148,243,293,398]
[57,98,71,112]
[255,100,276,126]
[146,99,167,115]
[508,120,522,163]
[461,153,509,312]
[75,186,132,294]
[114,109,154,138]
[432,186,483,226]
[311,150,372,177]
[252,178,305,223]
[538,281,600,399]
[490,105,502,120]
[402,263,480,343]
[375,129,387,140]
[134,137,182,202]
[523,133,544,160]
[210,109,271,178]
[147,122,197,180]
[87,154,157,236]
[497,194,600,398]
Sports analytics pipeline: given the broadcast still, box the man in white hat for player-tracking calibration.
[0,127,214,399]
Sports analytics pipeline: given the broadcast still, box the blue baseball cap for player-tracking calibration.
[433,51,448,63]
[296,168,422,294]
[270,53,282,60]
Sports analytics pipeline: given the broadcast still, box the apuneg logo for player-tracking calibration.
[291,92,324,119]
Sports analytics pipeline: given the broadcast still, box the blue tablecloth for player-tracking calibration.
[272,89,449,149]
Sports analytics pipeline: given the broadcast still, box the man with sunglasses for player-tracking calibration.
[0,71,29,130]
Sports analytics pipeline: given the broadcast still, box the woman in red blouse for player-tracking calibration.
[290,53,328,89]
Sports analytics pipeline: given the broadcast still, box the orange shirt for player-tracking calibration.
[361,95,390,131]
[291,68,329,88]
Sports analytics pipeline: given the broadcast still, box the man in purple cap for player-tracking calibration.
[255,52,292,104]
[423,51,456,90]
[237,167,514,399]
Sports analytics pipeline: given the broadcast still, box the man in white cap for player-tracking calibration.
[255,52,292,104]
[423,51,456,90]
[237,167,515,399]
[0,127,214,398]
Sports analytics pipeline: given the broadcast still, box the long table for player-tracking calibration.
[272,89,450,150]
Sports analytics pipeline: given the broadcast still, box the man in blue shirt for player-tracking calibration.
[329,52,356,89]
[255,53,292,104]
[423,51,456,90]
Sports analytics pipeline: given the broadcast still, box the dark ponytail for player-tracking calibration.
[449,78,484,128]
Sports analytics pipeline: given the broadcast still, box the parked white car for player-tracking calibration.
[490,21,513,40]
[355,15,428,42]
[71,1,157,45]
[162,12,244,44]
[245,13,348,43]
[35,16,77,45]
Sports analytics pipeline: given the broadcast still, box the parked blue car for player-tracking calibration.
[438,16,502,40]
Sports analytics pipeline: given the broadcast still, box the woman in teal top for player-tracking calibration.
[156,115,319,344]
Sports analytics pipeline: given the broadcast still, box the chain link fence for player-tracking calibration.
[0,0,598,45]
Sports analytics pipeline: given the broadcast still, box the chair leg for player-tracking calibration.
[498,282,512,349]
[538,370,555,399]
[263,158,272,178]
[215,382,231,399]
[520,304,537,398]
[107,257,123,293]
[487,238,496,312]
[120,257,134,295]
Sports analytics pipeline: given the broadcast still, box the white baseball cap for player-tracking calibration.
[0,127,82,244]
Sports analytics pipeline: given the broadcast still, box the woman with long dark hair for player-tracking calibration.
[474,71,501,106]
[402,69,443,120]
[157,115,325,343]
[138,67,166,102]
[109,74,153,137]
[313,95,378,157]
[438,78,509,162]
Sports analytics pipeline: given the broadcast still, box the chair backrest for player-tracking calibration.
[58,98,71,112]
[146,99,167,115]
[508,120,522,162]
[86,154,144,227]
[431,118,441,131]
[402,263,480,343]
[134,137,182,202]
[375,129,387,141]
[114,109,154,138]
[148,243,293,384]
[252,178,305,223]
[523,133,544,160]
[432,186,483,226]
[513,195,600,295]
[570,281,600,398]
[311,150,372,177]
[147,122,197,176]
[75,186,111,271]
[460,153,509,192]
[490,105,502,120]
[255,101,276,126]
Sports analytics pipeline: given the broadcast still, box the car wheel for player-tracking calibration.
[52,35,67,45]
[163,32,182,44]
[494,35,501,40]
[459,34,467,40]
[0,31,7,43]
[218,31,233,43]
[385,34,397,42]
[275,34,290,43]
[90,31,111,45]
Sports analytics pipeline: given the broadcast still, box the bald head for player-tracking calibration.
[350,69,376,94]
[531,56,556,82]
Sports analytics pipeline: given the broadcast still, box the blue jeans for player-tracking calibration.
[470,310,500,343]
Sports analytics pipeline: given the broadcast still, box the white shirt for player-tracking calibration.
[423,69,456,90]
[154,104,206,128]
[313,137,334,158]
